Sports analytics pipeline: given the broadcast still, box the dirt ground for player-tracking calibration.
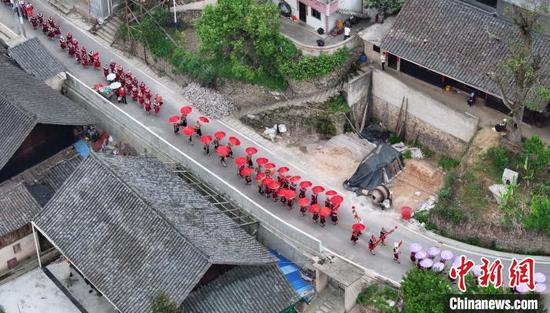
[391,159,445,211]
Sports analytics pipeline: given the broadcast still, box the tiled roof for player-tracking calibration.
[182,264,297,313]
[34,156,211,313]
[0,57,93,171]
[0,182,41,235]
[97,154,275,265]
[8,38,66,80]
[381,0,550,96]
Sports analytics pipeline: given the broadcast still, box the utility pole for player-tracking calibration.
[10,0,26,38]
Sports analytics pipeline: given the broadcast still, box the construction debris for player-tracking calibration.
[181,83,235,118]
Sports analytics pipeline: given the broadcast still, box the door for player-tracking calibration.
[298,2,307,22]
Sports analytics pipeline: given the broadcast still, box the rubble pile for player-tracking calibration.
[181,83,235,118]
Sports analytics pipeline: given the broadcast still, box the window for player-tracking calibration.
[373,45,380,53]
[311,8,321,20]
[13,243,21,254]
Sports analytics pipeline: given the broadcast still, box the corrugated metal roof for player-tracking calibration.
[183,264,297,313]
[381,0,550,97]
[8,38,66,80]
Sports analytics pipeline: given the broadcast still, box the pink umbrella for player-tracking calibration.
[262,177,274,186]
[278,166,289,174]
[535,272,546,283]
[319,207,331,217]
[331,195,344,206]
[535,283,547,293]
[420,258,433,269]
[234,157,247,167]
[289,176,301,183]
[297,197,310,207]
[277,188,287,197]
[256,173,266,181]
[325,190,337,196]
[200,135,212,144]
[410,243,422,253]
[312,186,325,194]
[169,115,180,123]
[214,131,226,140]
[182,126,195,136]
[256,157,268,166]
[440,250,454,261]
[216,145,230,157]
[268,181,281,190]
[309,204,320,213]
[240,167,254,177]
[264,163,276,170]
[180,106,192,115]
[352,223,365,232]
[198,116,209,123]
[284,189,297,200]
[228,136,241,146]
[299,181,312,189]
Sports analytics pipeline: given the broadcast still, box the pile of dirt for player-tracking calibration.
[459,127,500,172]
[391,159,444,211]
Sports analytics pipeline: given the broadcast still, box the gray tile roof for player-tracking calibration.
[34,156,211,313]
[182,264,297,313]
[381,0,550,97]
[0,57,93,171]
[97,154,275,265]
[0,182,41,235]
[8,38,66,81]
[39,156,83,191]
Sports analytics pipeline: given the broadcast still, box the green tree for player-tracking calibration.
[151,292,178,313]
[195,0,294,79]
[363,0,404,16]
[401,269,451,313]
[489,4,550,142]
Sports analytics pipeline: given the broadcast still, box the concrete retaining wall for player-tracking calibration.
[371,70,478,156]
[284,33,361,56]
[63,73,323,256]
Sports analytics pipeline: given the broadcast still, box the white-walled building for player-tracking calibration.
[275,0,363,33]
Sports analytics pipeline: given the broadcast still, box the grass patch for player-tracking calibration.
[402,149,412,159]
[461,170,490,210]
[412,138,434,158]
[306,115,337,137]
[388,134,402,145]
[322,95,349,113]
[357,284,399,313]
[438,157,460,171]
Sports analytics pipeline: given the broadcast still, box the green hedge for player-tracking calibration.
[278,48,349,81]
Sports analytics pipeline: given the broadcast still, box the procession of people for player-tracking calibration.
[15,4,407,264]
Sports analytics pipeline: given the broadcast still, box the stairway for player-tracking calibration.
[93,15,122,46]
[48,0,73,14]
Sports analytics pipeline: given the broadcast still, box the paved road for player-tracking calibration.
[2,1,549,296]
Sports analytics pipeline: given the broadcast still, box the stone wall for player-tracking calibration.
[371,70,479,157]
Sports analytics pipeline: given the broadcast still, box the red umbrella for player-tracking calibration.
[245,147,258,155]
[182,126,195,136]
[180,106,192,115]
[401,206,413,220]
[240,167,254,177]
[262,177,274,186]
[214,131,226,140]
[198,116,209,123]
[200,135,212,144]
[264,163,276,170]
[228,136,241,146]
[284,189,297,200]
[352,223,365,232]
[268,181,281,190]
[216,145,230,156]
[235,157,247,167]
[319,207,331,217]
[312,186,325,194]
[256,157,268,166]
[277,188,287,197]
[297,197,310,207]
[331,195,344,206]
[309,204,320,213]
[299,181,312,189]
[278,166,289,174]
[169,115,180,123]
[325,190,337,196]
[289,176,301,183]
[256,173,266,181]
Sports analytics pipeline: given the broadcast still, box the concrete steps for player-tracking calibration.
[94,15,122,46]
[48,0,73,15]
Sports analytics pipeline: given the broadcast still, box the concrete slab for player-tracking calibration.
[0,267,80,313]
[314,256,364,287]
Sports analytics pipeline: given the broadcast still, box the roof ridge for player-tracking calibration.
[89,153,213,263]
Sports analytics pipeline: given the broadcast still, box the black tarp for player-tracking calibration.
[344,143,402,191]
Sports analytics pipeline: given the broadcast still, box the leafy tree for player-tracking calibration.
[151,292,178,313]
[490,4,550,142]
[363,0,404,16]
[195,0,293,79]
[401,269,451,313]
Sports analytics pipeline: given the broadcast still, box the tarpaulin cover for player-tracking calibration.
[344,143,402,191]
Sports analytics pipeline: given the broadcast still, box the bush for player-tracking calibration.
[524,195,550,237]
[402,150,412,159]
[521,136,550,182]
[484,146,509,178]
[357,284,399,313]
[401,269,451,313]
[438,157,460,171]
[323,95,349,113]
[278,48,350,80]
[388,134,402,145]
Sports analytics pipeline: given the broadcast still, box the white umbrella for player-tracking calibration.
[440,250,454,261]
[516,283,529,294]
[420,258,433,269]
[110,82,122,90]
[472,265,482,277]
[415,250,427,260]
[432,262,445,272]
[410,243,422,253]
[427,247,441,258]
[106,73,116,81]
